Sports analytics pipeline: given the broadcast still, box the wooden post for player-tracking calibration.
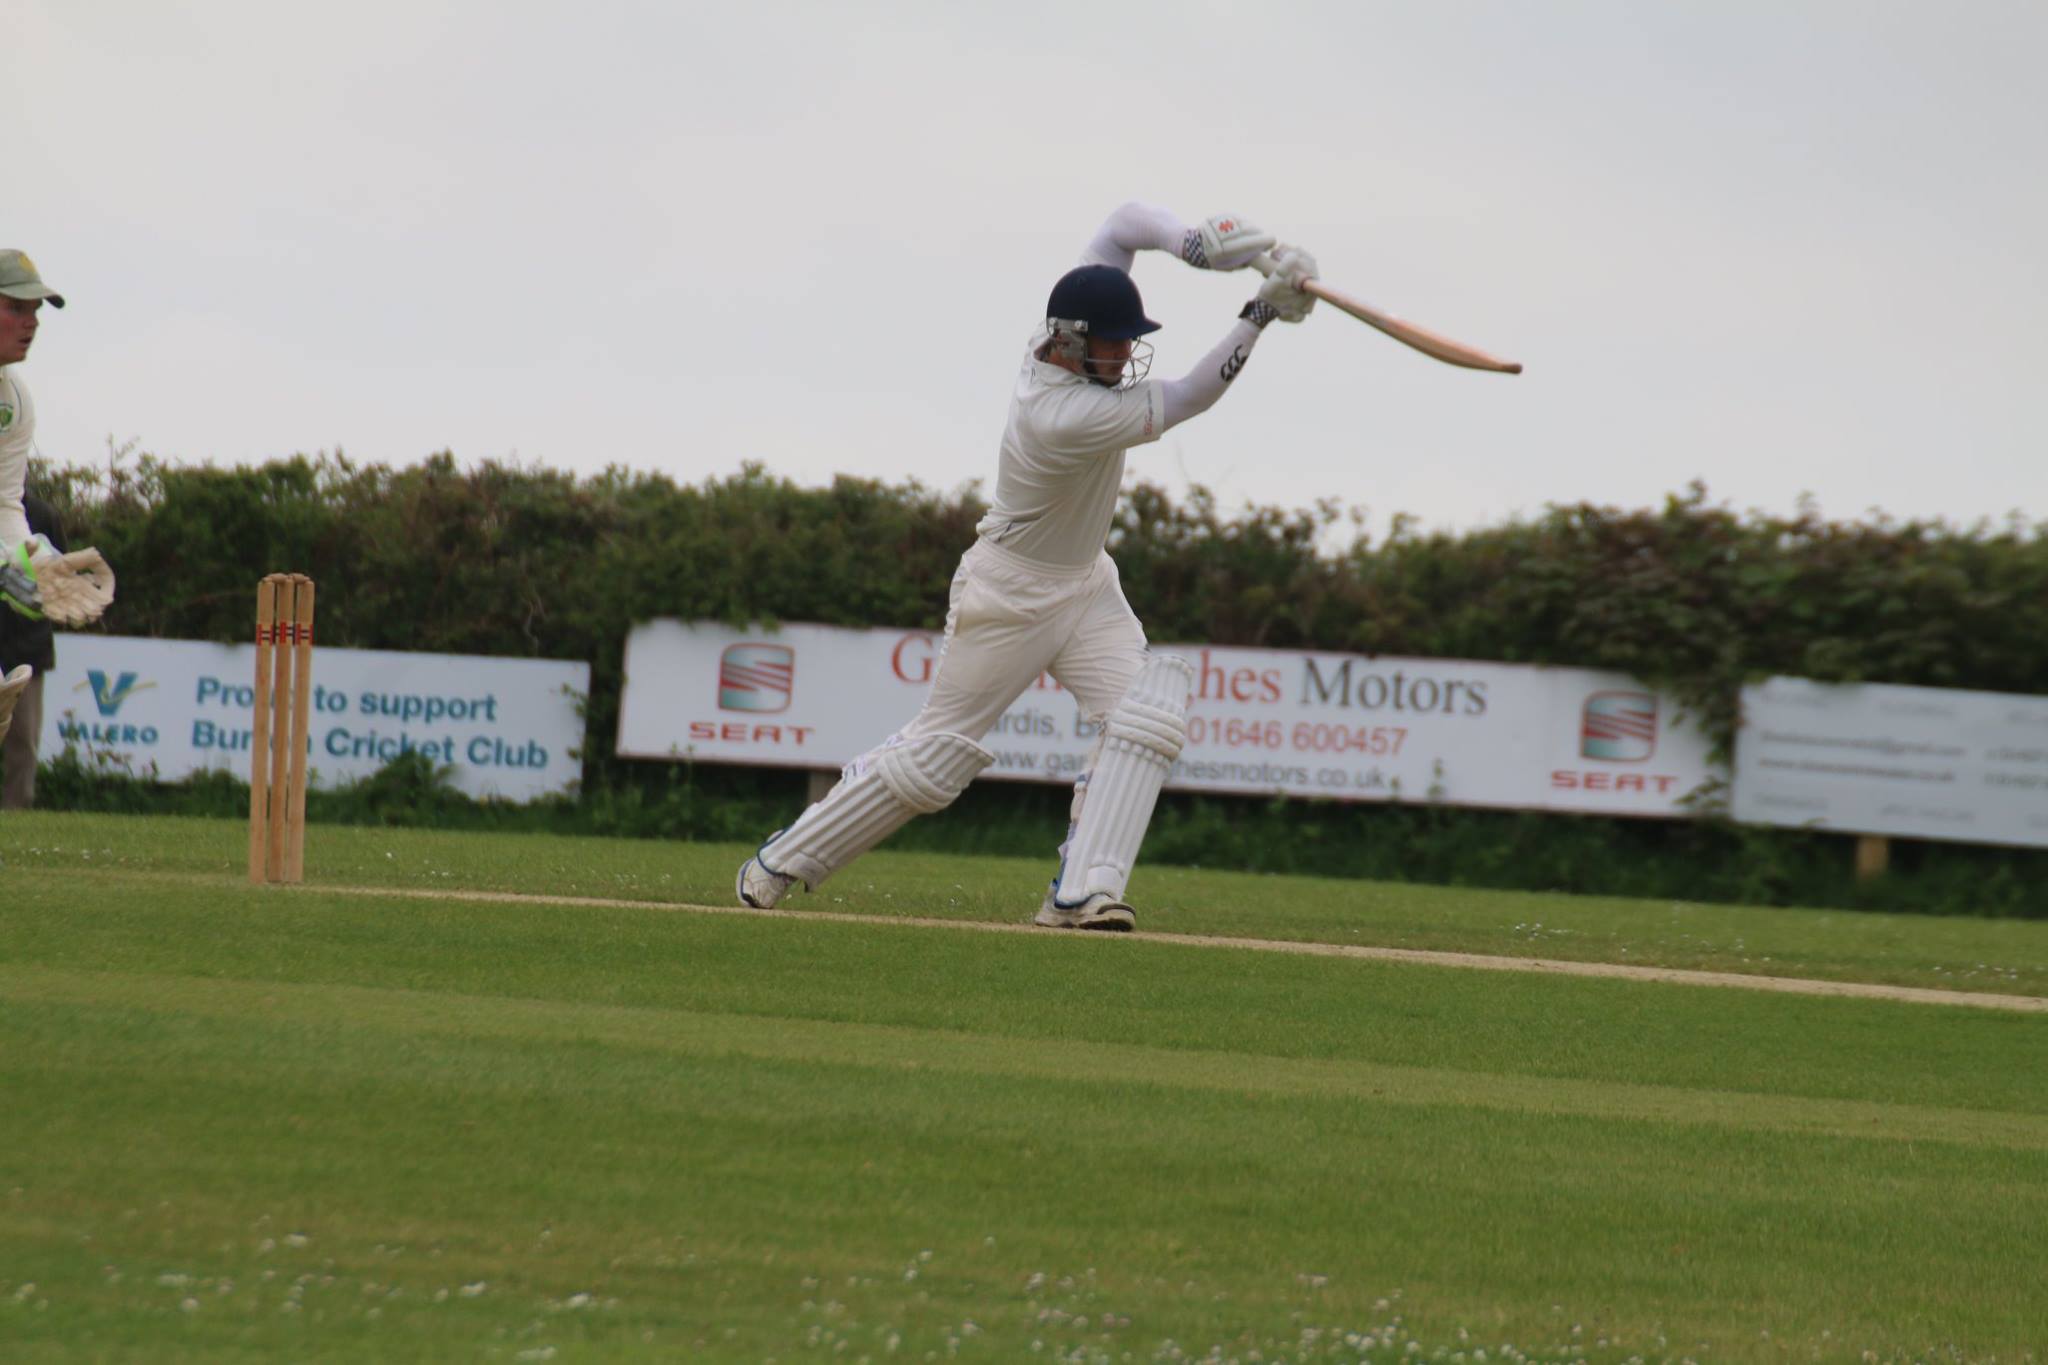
[1854,834,1890,881]
[806,769,837,805]
[248,578,276,883]
[267,577,296,879]
[285,576,316,882]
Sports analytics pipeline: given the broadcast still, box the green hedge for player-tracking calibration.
[26,451,2048,914]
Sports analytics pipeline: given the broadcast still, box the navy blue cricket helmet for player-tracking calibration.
[1045,264,1161,341]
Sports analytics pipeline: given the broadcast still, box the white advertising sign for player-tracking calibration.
[39,635,589,800]
[1733,676,2048,849]
[618,620,1718,817]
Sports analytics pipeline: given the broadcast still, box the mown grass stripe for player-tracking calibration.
[8,965,2046,1153]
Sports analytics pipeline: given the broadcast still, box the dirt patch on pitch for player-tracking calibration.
[306,883,2048,1015]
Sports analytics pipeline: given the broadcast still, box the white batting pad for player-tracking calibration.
[1051,653,1194,906]
[760,731,993,888]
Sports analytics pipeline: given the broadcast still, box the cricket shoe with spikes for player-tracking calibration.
[736,854,797,909]
[1032,889,1136,932]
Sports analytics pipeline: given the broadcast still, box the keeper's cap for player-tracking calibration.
[1046,264,1158,341]
[0,251,65,308]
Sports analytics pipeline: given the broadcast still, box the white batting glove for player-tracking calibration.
[1181,213,1277,271]
[1253,246,1319,323]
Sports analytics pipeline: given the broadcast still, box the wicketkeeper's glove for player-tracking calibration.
[1,536,117,626]
[0,663,30,749]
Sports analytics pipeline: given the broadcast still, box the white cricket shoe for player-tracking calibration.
[736,856,797,909]
[1033,890,1136,933]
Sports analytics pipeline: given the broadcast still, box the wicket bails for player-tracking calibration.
[249,573,315,884]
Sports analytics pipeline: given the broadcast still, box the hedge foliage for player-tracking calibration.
[26,449,2048,913]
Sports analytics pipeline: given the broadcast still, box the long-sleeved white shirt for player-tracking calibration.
[0,367,36,549]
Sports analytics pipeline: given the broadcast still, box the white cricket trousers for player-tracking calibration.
[893,537,1148,749]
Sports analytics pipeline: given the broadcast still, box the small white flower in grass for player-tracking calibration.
[284,1233,309,1248]
[158,1274,191,1288]
[181,1297,201,1313]
[460,1282,488,1297]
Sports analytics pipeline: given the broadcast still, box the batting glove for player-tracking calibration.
[1182,213,1277,271]
[1253,245,1319,323]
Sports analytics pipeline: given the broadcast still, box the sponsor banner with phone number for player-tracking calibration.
[618,620,1718,817]
[1734,676,2048,849]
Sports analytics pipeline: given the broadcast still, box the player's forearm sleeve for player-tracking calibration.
[1079,202,1191,271]
[1159,320,1264,431]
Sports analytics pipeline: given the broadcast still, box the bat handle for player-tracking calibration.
[1248,250,1324,293]
[1248,251,1305,281]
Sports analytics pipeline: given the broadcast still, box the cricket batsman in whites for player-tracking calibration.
[737,205,1316,930]
[0,250,117,750]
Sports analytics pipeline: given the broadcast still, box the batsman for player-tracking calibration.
[737,204,1317,930]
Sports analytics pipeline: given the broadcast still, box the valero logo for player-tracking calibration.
[82,669,156,716]
[718,643,794,714]
[1580,690,1656,762]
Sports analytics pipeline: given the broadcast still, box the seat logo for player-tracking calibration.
[1580,690,1656,761]
[718,643,794,713]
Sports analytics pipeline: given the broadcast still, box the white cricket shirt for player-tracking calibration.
[973,329,1167,568]
[0,367,36,549]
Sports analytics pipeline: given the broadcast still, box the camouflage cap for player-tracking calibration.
[0,250,65,308]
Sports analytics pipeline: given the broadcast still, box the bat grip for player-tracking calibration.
[1249,251,1323,292]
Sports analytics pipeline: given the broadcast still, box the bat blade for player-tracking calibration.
[1251,253,1522,375]
[1302,279,1523,375]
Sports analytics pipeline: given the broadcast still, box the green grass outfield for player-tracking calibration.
[2,813,2045,1363]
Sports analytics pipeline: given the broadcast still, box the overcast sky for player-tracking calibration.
[10,0,2045,538]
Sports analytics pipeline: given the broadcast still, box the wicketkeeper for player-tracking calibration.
[737,205,1316,930]
[0,250,117,752]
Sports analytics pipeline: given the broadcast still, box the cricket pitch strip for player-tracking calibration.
[313,883,2048,1014]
